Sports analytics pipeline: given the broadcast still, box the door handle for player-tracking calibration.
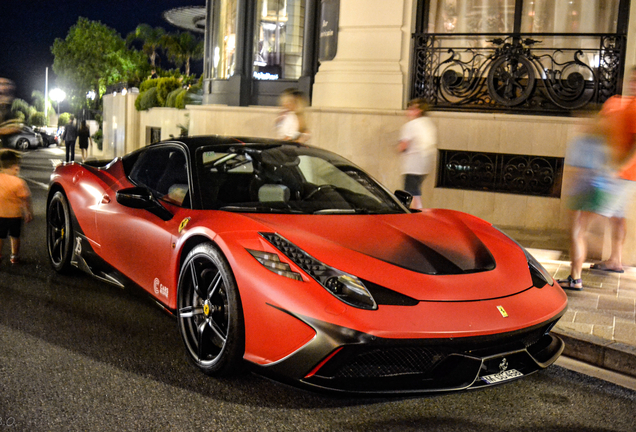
[101,194,111,204]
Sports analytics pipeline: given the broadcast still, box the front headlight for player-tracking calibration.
[255,232,378,310]
[524,248,554,288]
[494,227,554,288]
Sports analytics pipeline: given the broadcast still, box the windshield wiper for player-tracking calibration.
[219,205,301,214]
[313,209,357,215]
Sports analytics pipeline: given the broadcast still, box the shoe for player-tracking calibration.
[10,255,19,265]
[590,262,624,273]
[557,275,583,291]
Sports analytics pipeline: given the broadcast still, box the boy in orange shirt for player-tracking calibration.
[0,150,33,265]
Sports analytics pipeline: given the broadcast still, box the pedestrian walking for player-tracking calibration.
[397,98,437,210]
[63,116,78,163]
[557,129,610,290]
[275,88,310,143]
[588,67,636,274]
[0,149,33,265]
[78,120,92,162]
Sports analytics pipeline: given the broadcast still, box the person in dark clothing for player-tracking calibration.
[77,120,92,162]
[63,116,78,163]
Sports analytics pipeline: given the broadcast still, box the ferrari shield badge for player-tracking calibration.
[497,306,509,318]
[178,217,191,233]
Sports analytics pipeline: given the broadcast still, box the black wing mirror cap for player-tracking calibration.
[116,186,173,221]
[394,189,413,208]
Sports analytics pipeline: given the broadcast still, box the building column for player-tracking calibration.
[312,0,413,109]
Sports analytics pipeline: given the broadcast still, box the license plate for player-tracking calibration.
[481,368,523,384]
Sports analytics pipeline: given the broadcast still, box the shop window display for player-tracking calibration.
[253,0,306,81]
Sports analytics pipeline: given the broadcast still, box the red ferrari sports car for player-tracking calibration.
[46,136,567,394]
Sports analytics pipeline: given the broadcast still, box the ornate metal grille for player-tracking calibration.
[412,33,626,114]
[437,150,564,197]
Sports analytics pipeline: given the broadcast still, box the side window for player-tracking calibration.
[129,147,190,207]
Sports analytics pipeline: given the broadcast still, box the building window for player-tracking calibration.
[413,0,630,114]
[253,0,306,81]
[204,0,318,107]
[211,0,238,79]
[147,127,161,145]
[437,149,564,197]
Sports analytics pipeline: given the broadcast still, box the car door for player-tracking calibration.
[95,145,190,301]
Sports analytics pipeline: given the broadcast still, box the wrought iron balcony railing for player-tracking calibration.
[411,33,626,114]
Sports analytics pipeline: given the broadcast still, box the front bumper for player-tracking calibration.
[258,309,565,394]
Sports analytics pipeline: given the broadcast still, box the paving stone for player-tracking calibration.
[597,295,635,313]
[614,320,636,345]
[592,325,614,340]
[561,309,576,323]
[556,321,593,334]
[574,311,614,326]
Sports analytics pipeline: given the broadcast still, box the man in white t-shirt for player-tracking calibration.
[397,98,437,209]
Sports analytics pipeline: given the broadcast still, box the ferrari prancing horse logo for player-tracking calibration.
[178,217,191,233]
[497,306,509,318]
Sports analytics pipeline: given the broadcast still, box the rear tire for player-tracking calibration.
[177,243,245,376]
[47,191,74,273]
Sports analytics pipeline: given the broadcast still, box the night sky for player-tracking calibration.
[0,0,205,103]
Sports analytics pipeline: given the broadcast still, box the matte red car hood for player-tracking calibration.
[244,210,531,302]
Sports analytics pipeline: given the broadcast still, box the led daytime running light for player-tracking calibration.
[247,249,303,281]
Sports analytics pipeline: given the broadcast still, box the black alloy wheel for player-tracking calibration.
[177,243,245,376]
[47,191,74,273]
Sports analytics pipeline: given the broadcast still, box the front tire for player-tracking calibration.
[177,243,245,376]
[47,191,74,273]
[16,138,30,150]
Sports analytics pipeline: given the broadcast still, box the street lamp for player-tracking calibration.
[50,88,66,113]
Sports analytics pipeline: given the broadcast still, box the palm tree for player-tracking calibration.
[127,24,166,68]
[162,32,203,77]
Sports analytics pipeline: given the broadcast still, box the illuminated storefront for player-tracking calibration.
[203,0,318,106]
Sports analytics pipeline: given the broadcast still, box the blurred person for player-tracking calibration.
[557,129,610,290]
[0,78,19,136]
[275,89,310,143]
[588,67,636,273]
[397,98,437,210]
[77,120,92,162]
[0,149,33,265]
[63,116,78,163]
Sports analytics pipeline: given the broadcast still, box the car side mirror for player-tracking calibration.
[116,186,173,221]
[394,190,413,208]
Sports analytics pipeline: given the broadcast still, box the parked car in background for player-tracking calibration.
[35,126,59,147]
[0,125,43,150]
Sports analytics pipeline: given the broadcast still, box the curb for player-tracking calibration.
[553,329,636,378]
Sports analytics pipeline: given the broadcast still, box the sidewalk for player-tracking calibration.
[502,227,636,379]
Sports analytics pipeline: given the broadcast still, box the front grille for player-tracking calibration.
[331,346,448,379]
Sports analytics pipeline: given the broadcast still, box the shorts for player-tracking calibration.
[0,217,22,239]
[404,174,426,196]
[595,177,636,218]
[566,173,610,213]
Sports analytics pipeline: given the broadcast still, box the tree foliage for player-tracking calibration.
[162,32,203,77]
[127,24,166,68]
[52,17,147,110]
[31,91,46,112]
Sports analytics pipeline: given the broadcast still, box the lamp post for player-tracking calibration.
[50,88,66,114]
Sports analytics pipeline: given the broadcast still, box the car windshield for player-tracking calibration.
[196,144,406,214]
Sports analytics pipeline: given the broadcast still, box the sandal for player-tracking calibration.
[557,275,583,291]
[590,262,624,273]
[10,255,20,265]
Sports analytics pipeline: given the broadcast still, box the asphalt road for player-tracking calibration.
[1,148,635,432]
